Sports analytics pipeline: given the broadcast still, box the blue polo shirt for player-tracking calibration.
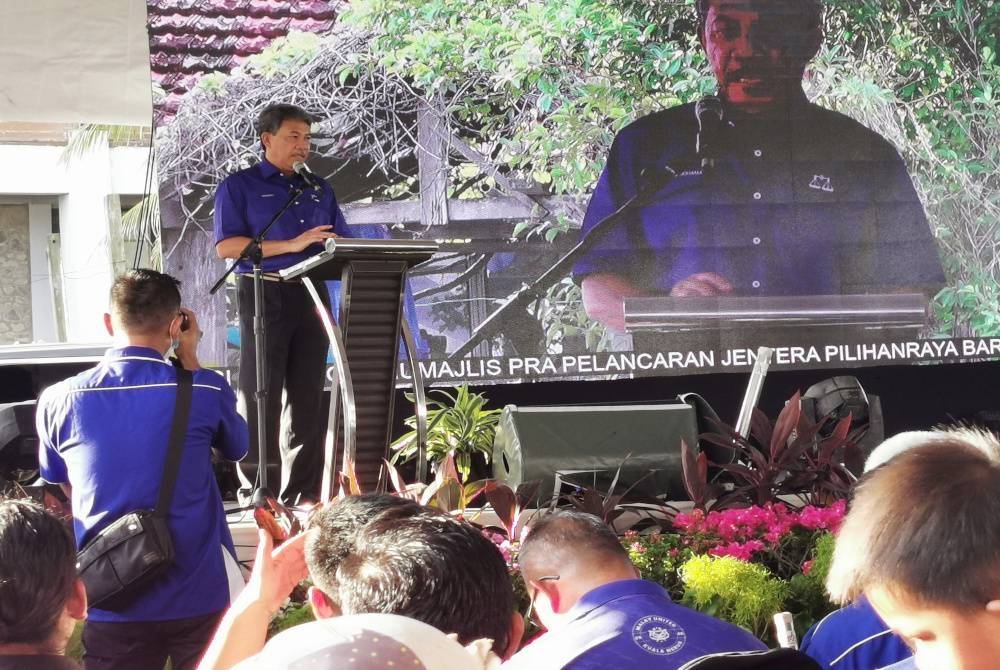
[503,579,765,669]
[573,96,944,296]
[36,347,249,623]
[213,158,351,273]
[801,597,911,670]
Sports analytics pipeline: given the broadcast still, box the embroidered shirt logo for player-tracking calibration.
[809,175,834,192]
[631,615,687,656]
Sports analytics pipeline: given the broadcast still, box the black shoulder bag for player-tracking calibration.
[76,367,193,611]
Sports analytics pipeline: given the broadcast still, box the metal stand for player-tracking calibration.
[210,183,306,497]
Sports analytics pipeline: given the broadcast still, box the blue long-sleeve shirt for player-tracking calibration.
[214,158,351,273]
[573,97,944,296]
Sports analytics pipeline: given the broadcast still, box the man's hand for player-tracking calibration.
[241,528,310,618]
[196,529,312,670]
[286,225,337,253]
[580,273,643,334]
[174,307,202,370]
[669,272,733,297]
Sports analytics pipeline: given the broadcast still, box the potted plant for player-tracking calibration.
[391,384,502,483]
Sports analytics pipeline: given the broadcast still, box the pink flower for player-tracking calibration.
[709,540,766,561]
[802,559,814,575]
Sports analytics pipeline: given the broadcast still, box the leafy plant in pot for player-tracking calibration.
[681,391,863,510]
[391,384,502,483]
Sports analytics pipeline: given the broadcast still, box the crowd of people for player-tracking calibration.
[5,419,1000,669]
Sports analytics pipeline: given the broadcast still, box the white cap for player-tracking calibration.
[234,613,500,670]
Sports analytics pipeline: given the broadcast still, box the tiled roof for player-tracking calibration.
[147,0,340,121]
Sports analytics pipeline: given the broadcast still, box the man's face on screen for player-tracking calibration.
[701,0,820,112]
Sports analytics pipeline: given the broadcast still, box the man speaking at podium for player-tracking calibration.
[214,103,351,505]
[574,0,945,333]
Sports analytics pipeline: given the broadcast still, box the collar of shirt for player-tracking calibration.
[567,579,669,622]
[103,345,171,365]
[256,158,283,180]
[256,158,311,189]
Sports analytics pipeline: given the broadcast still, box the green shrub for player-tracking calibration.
[680,555,789,640]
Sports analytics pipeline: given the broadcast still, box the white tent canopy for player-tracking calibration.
[0,0,152,125]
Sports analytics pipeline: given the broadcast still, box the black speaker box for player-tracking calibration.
[492,403,698,501]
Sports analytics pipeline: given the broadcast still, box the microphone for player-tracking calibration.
[695,96,724,169]
[292,161,322,190]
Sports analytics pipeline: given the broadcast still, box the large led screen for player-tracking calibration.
[148,0,1000,385]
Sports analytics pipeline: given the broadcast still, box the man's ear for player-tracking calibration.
[502,611,525,660]
[167,312,184,341]
[103,313,114,337]
[308,585,340,619]
[67,578,87,621]
[535,577,563,614]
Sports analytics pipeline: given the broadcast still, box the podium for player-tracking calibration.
[280,238,438,498]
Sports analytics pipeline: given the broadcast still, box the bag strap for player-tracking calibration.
[154,367,194,518]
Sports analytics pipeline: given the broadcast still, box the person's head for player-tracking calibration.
[697,0,823,113]
[0,498,86,654]
[255,103,315,174]
[104,268,185,352]
[518,509,637,631]
[826,429,1000,670]
[305,493,424,603]
[317,511,520,658]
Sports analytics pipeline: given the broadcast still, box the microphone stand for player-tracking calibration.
[210,181,307,500]
[449,159,698,359]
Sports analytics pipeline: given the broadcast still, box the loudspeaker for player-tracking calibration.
[492,403,698,501]
[802,376,883,474]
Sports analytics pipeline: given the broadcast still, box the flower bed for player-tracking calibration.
[623,501,845,640]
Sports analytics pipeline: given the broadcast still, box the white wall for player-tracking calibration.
[0,143,152,342]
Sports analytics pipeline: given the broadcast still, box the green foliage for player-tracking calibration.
[624,531,692,601]
[807,530,837,587]
[536,277,613,353]
[270,600,315,636]
[784,531,838,636]
[244,31,323,78]
[341,0,711,196]
[391,384,501,482]
[680,555,789,640]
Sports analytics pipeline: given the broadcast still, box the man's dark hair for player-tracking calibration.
[828,429,1000,609]
[109,268,182,335]
[519,509,629,578]
[0,499,77,645]
[696,0,824,30]
[305,493,423,596]
[335,512,515,653]
[254,103,315,137]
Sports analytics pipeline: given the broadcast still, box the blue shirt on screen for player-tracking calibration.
[800,597,912,670]
[36,346,249,623]
[572,96,945,296]
[213,158,351,273]
[502,579,765,670]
